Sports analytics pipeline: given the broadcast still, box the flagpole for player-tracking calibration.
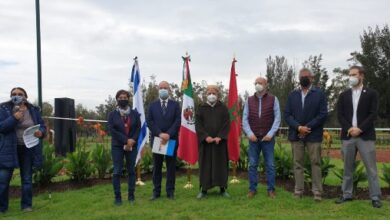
[184,163,194,189]
[136,162,145,186]
[230,161,240,184]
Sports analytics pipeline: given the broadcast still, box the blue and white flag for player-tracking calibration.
[130,58,149,165]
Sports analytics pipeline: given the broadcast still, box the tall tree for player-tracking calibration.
[302,54,330,97]
[350,25,390,126]
[266,56,296,126]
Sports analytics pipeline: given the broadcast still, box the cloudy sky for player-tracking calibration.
[1,0,389,109]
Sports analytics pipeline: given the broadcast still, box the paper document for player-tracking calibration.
[152,137,176,156]
[23,124,41,148]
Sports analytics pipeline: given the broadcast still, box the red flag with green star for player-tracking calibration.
[227,58,241,161]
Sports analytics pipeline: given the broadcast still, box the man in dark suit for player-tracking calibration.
[335,66,382,208]
[285,68,328,202]
[147,81,181,200]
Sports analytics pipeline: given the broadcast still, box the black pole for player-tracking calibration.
[35,0,43,109]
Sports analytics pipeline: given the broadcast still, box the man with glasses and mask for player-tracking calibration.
[243,77,281,199]
[285,68,327,202]
[335,66,382,208]
[147,81,181,201]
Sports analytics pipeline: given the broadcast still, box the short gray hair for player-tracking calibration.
[299,68,313,76]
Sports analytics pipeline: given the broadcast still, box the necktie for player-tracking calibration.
[162,100,167,115]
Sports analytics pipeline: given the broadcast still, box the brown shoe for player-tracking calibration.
[268,191,276,199]
[247,191,257,198]
[314,194,322,202]
[293,192,303,199]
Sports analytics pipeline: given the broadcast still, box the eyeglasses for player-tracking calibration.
[11,93,25,96]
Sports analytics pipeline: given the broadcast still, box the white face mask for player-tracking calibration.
[348,76,360,87]
[255,84,264,93]
[207,94,217,103]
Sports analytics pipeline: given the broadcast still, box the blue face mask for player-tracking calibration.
[159,89,169,100]
[11,95,24,105]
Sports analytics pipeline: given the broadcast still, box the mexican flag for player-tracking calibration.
[227,58,241,161]
[177,55,198,165]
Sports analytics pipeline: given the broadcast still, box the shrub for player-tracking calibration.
[333,160,368,190]
[91,143,111,179]
[141,146,153,173]
[381,163,390,187]
[33,144,63,186]
[274,139,293,179]
[65,141,94,182]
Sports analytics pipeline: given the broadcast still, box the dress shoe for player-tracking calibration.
[372,200,382,208]
[335,196,353,204]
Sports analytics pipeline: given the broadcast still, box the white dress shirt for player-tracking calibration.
[352,85,363,127]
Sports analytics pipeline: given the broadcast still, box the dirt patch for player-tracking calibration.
[324,149,390,163]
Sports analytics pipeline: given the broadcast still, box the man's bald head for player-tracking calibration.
[254,77,268,85]
[158,81,171,91]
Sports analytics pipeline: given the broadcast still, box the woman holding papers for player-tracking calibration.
[108,90,140,206]
[196,85,230,199]
[0,87,46,213]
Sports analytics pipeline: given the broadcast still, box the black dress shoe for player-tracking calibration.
[372,200,382,208]
[167,194,175,200]
[335,196,353,204]
[149,195,160,201]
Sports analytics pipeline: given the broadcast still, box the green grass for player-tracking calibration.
[3,177,389,220]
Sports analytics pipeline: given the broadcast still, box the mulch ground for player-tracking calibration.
[325,149,390,163]
[9,169,390,201]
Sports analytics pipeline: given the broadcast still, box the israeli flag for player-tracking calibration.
[130,58,149,165]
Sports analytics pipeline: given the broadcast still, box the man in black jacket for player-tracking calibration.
[335,66,382,208]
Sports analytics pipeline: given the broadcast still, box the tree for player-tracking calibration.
[42,102,53,117]
[95,95,117,120]
[350,25,390,126]
[302,54,330,97]
[266,56,297,126]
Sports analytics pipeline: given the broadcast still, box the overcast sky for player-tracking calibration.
[1,0,389,109]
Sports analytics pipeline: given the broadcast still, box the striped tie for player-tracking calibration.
[162,100,167,115]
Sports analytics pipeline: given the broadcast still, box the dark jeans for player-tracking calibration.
[0,145,33,212]
[0,168,13,212]
[111,146,137,200]
[248,138,276,192]
[152,152,177,197]
[18,145,33,209]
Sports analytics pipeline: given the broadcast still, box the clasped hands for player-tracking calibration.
[248,135,272,142]
[347,127,362,137]
[124,138,136,151]
[298,126,311,138]
[205,136,222,144]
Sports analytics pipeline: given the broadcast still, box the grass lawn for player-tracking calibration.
[3,176,389,220]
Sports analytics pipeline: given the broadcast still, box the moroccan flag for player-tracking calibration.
[177,55,198,165]
[227,58,241,161]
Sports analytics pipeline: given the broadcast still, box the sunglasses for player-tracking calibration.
[11,93,25,96]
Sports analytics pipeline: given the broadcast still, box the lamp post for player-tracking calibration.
[35,0,43,109]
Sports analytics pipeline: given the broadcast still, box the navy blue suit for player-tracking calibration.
[285,87,328,142]
[147,99,181,197]
[108,108,140,201]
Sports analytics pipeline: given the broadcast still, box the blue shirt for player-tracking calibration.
[242,94,281,138]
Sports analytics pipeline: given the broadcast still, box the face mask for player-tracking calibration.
[299,76,311,88]
[255,84,264,93]
[11,95,24,105]
[159,89,169,100]
[117,100,128,108]
[348,76,359,87]
[207,94,217,103]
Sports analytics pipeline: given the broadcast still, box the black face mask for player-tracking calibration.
[117,100,129,108]
[299,76,311,88]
